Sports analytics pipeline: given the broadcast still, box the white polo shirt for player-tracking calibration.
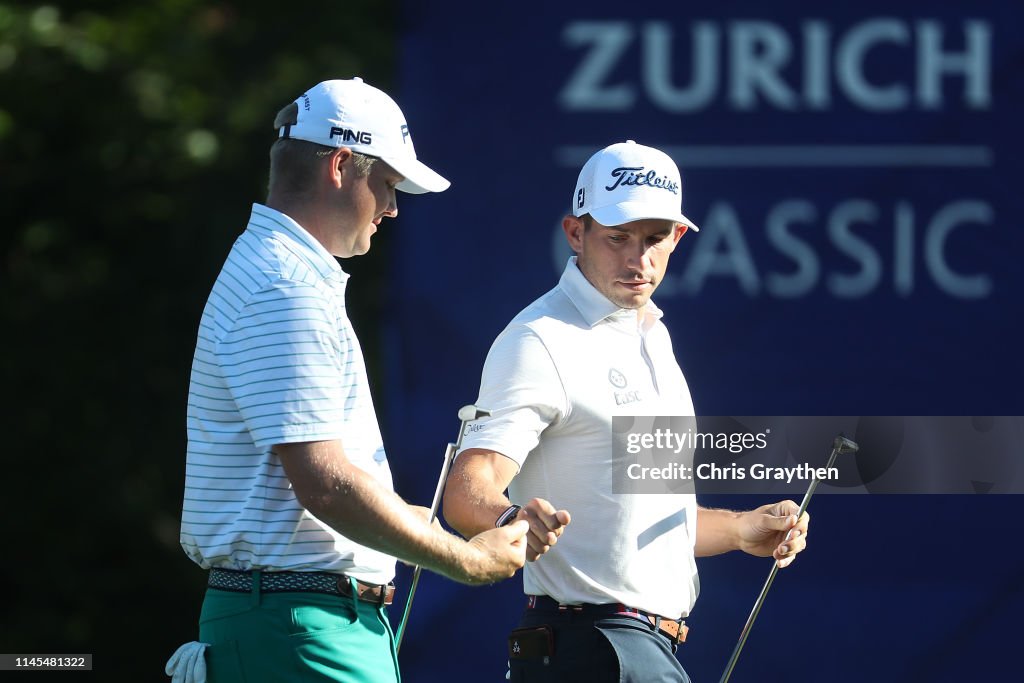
[459,257,699,619]
[181,204,396,584]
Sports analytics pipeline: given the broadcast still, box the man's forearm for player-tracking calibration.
[444,449,572,563]
[311,466,468,574]
[694,506,743,557]
[278,441,476,583]
[443,467,512,537]
[443,450,519,537]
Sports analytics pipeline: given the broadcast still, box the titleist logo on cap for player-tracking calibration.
[605,166,680,194]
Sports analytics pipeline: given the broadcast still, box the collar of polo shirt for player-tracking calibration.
[560,257,664,332]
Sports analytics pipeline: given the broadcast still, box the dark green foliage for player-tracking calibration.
[0,2,396,676]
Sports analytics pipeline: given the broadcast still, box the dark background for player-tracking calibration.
[1,0,401,678]
[1,1,1021,681]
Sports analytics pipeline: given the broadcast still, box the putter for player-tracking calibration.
[394,404,491,653]
[718,434,859,683]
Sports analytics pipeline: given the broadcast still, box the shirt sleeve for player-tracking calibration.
[458,324,566,468]
[217,280,347,448]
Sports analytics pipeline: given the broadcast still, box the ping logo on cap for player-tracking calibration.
[329,127,373,145]
[606,166,679,194]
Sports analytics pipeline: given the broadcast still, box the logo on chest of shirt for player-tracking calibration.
[609,368,642,405]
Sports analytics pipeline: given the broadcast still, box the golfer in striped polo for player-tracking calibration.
[172,78,528,683]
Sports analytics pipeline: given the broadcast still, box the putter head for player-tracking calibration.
[833,435,859,454]
[457,404,491,422]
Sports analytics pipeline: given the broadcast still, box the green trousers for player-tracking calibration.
[198,573,400,683]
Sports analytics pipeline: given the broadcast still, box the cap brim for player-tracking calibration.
[383,156,451,194]
[589,201,699,231]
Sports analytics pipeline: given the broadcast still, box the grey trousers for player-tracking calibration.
[508,606,691,683]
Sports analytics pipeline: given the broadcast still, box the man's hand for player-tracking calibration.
[457,520,530,584]
[737,500,809,568]
[518,498,572,561]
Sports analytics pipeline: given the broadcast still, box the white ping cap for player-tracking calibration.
[279,78,450,194]
[572,140,698,231]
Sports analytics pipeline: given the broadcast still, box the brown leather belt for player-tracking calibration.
[337,577,396,606]
[643,612,689,644]
[209,568,395,606]
[526,595,688,645]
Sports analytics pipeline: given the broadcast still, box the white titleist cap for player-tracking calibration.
[278,78,450,194]
[572,140,698,231]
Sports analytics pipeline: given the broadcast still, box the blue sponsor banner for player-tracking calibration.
[388,2,1022,681]
[390,1,1021,437]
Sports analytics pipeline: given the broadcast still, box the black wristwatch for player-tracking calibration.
[495,504,522,528]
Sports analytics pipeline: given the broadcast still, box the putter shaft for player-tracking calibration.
[718,435,856,683]
[395,406,489,652]
[394,443,456,651]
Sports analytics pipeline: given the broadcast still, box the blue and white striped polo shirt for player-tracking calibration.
[181,203,396,584]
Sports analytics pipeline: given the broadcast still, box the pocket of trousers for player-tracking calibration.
[288,598,360,640]
[508,625,555,661]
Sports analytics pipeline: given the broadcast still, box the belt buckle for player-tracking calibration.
[336,576,389,606]
[644,610,686,645]
[667,618,687,645]
[336,576,366,602]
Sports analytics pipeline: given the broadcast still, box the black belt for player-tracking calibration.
[209,568,395,606]
[526,594,688,645]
